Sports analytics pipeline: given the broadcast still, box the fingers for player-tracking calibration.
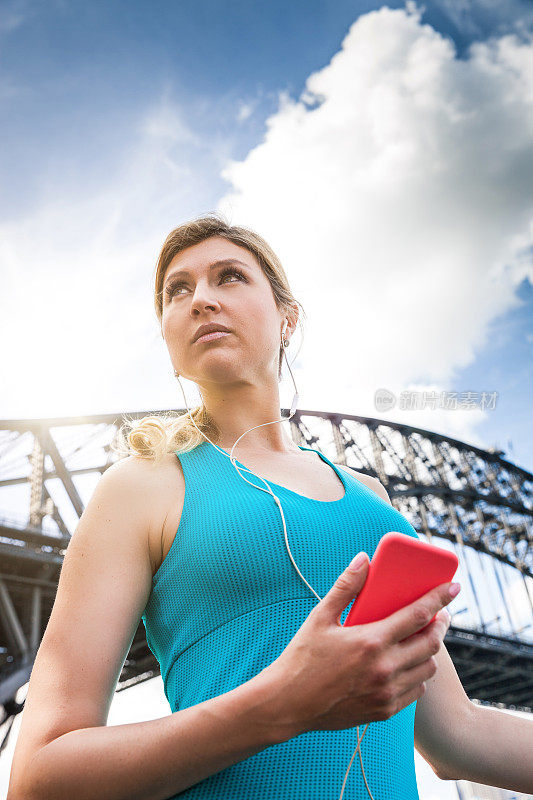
[392,674,430,714]
[395,609,450,670]
[384,653,441,717]
[375,582,460,646]
[319,552,369,625]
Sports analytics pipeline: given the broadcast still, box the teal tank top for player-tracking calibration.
[142,440,421,799]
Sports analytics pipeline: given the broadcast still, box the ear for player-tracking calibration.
[285,302,299,337]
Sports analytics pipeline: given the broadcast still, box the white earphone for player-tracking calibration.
[173,319,375,800]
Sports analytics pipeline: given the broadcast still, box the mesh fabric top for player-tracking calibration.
[142,440,421,799]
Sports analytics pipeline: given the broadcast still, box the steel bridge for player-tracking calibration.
[1,409,532,752]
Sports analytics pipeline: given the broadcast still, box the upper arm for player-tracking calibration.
[9,456,157,790]
[414,643,473,778]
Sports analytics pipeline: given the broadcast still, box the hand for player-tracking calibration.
[266,552,458,736]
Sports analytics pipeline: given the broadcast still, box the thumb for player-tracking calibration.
[317,551,369,625]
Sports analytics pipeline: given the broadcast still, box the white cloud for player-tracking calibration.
[236,100,255,122]
[2,3,533,458]
[217,2,533,447]
[0,97,219,418]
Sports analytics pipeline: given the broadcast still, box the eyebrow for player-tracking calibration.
[164,258,251,286]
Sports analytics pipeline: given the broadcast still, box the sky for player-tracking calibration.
[1,0,533,797]
[1,0,533,473]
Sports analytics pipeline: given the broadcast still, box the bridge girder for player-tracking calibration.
[1,409,532,752]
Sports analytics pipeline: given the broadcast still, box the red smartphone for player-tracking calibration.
[343,532,459,637]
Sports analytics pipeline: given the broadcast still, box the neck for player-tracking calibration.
[197,380,298,455]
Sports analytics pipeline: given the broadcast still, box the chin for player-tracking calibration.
[195,356,243,383]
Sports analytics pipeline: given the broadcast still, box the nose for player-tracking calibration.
[190,281,221,316]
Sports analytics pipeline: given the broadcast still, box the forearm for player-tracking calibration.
[13,669,292,800]
[444,702,533,794]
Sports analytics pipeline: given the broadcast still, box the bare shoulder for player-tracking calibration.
[101,452,182,510]
[338,464,392,505]
[102,452,185,577]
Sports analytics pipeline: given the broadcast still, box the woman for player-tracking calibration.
[8,215,532,800]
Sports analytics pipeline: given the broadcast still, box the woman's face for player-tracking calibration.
[161,236,286,389]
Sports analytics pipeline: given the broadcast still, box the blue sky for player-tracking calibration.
[2,2,533,797]
[1,0,533,472]
[3,0,533,216]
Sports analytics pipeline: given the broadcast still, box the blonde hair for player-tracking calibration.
[113,212,306,464]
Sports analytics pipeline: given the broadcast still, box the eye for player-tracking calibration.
[218,266,247,284]
[165,267,247,300]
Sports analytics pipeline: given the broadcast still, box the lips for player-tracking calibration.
[192,323,231,343]
[195,331,230,344]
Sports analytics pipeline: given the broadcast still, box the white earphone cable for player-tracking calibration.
[173,321,375,800]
